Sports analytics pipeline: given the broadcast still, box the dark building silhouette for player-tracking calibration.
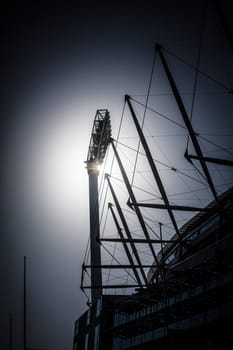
[73,186,233,349]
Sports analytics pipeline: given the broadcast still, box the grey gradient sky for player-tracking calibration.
[1,1,233,350]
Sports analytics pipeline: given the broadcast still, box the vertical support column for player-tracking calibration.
[87,164,102,304]
[84,109,110,349]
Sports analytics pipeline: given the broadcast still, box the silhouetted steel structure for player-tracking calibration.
[85,109,111,304]
[74,187,233,349]
[76,95,233,347]
[75,4,233,348]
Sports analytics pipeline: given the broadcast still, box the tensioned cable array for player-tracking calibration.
[186,0,207,152]
[130,48,158,188]
[81,7,233,297]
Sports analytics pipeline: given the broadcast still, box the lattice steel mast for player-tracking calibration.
[85,109,111,304]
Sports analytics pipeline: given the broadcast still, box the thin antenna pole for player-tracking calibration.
[23,256,27,350]
[9,313,13,350]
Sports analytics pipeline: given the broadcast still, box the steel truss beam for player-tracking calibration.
[108,202,143,286]
[106,175,147,284]
[128,201,208,212]
[83,264,153,269]
[125,95,184,245]
[156,44,218,202]
[124,94,198,285]
[86,109,111,165]
[99,237,177,244]
[185,153,233,167]
[110,140,160,269]
[82,284,147,289]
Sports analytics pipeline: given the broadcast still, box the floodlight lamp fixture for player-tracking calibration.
[86,109,111,174]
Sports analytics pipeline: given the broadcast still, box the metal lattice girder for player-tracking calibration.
[84,110,112,304]
[83,264,153,269]
[86,109,111,165]
[82,284,147,289]
[185,152,233,167]
[98,237,178,244]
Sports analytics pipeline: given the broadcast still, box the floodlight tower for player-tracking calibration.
[86,109,111,304]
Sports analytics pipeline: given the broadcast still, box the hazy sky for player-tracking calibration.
[1,1,233,350]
